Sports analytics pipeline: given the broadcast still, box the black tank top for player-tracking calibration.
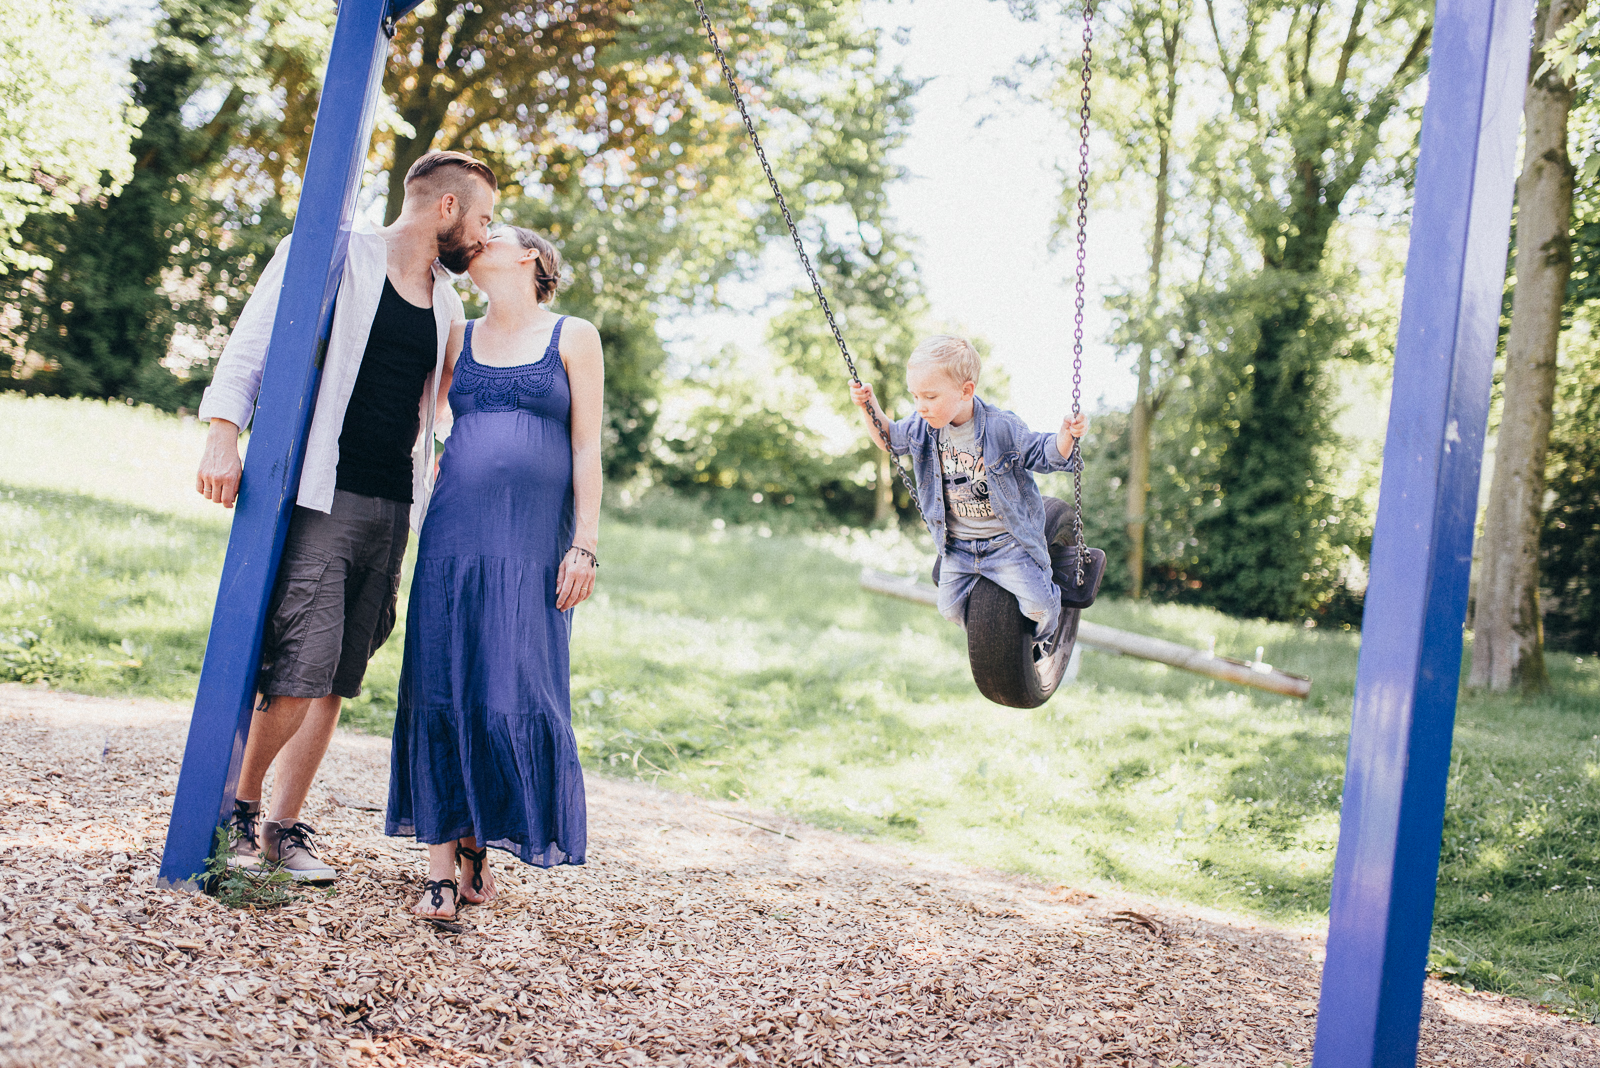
[335,277,438,503]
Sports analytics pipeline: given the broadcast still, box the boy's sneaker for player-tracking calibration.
[226,799,263,869]
[263,820,337,883]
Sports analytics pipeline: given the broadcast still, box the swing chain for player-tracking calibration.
[1069,2,1094,587]
[689,0,923,521]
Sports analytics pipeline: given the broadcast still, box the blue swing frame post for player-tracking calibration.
[1311,1,1533,1065]
[157,0,395,888]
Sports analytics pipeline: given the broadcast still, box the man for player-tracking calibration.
[195,150,497,881]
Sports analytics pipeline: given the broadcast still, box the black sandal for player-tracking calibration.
[456,844,488,901]
[419,877,458,918]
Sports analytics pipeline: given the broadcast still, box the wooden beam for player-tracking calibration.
[859,567,1312,700]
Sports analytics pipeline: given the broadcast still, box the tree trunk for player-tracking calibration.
[1124,8,1180,600]
[1127,356,1152,598]
[384,131,437,225]
[1469,0,1583,693]
[874,450,895,526]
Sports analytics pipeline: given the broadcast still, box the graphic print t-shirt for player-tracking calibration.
[939,417,1007,540]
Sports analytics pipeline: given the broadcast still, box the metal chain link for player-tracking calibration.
[1069,2,1095,587]
[689,0,923,521]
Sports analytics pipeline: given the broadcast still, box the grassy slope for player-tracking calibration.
[3,395,1597,1014]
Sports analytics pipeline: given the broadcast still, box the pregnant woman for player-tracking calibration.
[385,225,602,918]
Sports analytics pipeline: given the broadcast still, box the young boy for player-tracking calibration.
[851,335,1087,644]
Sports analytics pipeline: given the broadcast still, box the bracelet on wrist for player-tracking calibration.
[569,546,598,568]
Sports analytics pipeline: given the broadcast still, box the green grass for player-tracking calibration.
[4,394,1598,1017]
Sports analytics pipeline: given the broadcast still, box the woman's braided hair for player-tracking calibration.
[506,226,565,304]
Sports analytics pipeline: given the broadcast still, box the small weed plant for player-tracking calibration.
[204,828,295,909]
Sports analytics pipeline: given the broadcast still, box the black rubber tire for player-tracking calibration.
[963,497,1079,709]
[966,580,1079,707]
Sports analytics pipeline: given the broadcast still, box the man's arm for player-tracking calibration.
[196,237,293,431]
[194,238,293,508]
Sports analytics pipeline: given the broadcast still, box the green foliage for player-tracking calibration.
[1427,943,1517,994]
[651,349,873,526]
[0,619,65,685]
[373,0,922,483]
[4,0,922,495]
[0,0,139,273]
[1037,409,1135,596]
[1027,1,1427,620]
[204,828,296,909]
[1541,323,1600,655]
[1542,82,1600,656]
[757,16,927,522]
[1182,271,1366,619]
[1,0,298,404]
[1174,1,1428,620]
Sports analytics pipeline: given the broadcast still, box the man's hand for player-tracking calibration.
[1058,412,1089,460]
[197,420,243,508]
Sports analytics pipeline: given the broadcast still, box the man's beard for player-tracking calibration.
[436,216,477,274]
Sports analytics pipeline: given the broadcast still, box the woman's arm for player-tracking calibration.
[436,321,466,424]
[556,317,604,611]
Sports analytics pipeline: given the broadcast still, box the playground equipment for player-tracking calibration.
[156,3,1537,1066]
[689,0,1105,708]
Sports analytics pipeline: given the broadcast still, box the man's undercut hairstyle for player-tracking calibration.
[403,151,498,209]
[507,226,566,305]
[908,334,982,388]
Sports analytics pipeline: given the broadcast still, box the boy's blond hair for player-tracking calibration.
[908,335,981,388]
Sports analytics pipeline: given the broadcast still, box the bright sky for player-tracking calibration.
[663,0,1148,427]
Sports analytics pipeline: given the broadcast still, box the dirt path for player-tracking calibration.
[0,684,1592,1068]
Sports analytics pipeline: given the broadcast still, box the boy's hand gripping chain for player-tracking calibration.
[1068,3,1095,588]
[689,0,923,522]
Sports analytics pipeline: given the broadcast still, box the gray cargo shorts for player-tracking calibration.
[259,489,410,700]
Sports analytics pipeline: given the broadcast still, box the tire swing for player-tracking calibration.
[690,0,1105,709]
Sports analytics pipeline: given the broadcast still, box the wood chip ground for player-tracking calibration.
[1,683,1593,1067]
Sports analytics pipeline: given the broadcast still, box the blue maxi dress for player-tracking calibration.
[385,317,587,867]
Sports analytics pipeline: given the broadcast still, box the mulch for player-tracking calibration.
[0,682,1594,1067]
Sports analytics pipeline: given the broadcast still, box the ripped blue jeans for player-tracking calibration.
[938,533,1062,642]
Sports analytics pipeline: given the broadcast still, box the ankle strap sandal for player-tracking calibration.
[456,844,488,896]
[422,878,458,914]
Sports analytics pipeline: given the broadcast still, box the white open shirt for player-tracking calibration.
[197,227,464,533]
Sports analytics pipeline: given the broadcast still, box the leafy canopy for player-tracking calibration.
[0,0,140,273]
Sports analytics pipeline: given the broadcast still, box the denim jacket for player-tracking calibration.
[887,395,1081,571]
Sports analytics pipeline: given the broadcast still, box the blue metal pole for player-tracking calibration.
[1312,1,1533,1065]
[158,0,393,888]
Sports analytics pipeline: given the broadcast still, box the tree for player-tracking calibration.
[1178,0,1430,620]
[652,346,859,524]
[768,225,929,526]
[741,12,927,525]
[3,0,917,494]
[1113,0,1188,599]
[1,0,327,402]
[1046,0,1198,596]
[0,0,139,276]
[1018,1,1423,618]
[1470,0,1587,693]
[1540,333,1600,655]
[377,0,919,481]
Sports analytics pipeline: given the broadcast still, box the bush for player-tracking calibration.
[1541,338,1600,654]
[651,356,879,529]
